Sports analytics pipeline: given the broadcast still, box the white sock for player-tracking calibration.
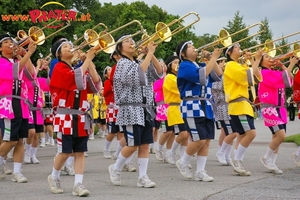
[41,138,45,143]
[114,141,123,158]
[171,141,180,154]
[271,153,278,165]
[74,174,83,185]
[180,145,186,159]
[51,167,60,179]
[13,162,22,173]
[181,152,191,166]
[31,147,37,158]
[66,156,74,166]
[234,144,247,161]
[296,147,300,156]
[225,144,232,159]
[104,139,111,151]
[125,153,134,164]
[114,153,128,171]
[219,141,230,153]
[25,143,31,154]
[264,147,275,159]
[153,142,157,149]
[157,143,164,151]
[0,156,4,165]
[196,156,207,172]
[138,158,149,179]
[218,145,221,151]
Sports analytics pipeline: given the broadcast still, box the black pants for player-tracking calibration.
[289,106,296,121]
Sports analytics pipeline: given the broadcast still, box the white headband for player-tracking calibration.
[225,43,240,56]
[0,37,11,44]
[55,40,73,58]
[179,41,193,60]
[103,66,111,78]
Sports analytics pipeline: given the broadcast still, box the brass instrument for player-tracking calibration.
[38,52,52,70]
[16,20,71,47]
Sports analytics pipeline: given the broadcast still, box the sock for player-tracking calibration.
[51,167,60,179]
[180,145,186,159]
[66,156,74,166]
[153,142,157,149]
[31,147,37,158]
[138,158,149,179]
[264,147,275,159]
[0,156,4,166]
[270,153,278,165]
[234,144,247,161]
[114,141,123,158]
[41,138,45,144]
[157,143,164,151]
[104,139,111,151]
[296,147,300,157]
[225,144,232,159]
[170,141,180,154]
[25,143,31,154]
[125,153,134,164]
[181,152,191,166]
[219,141,230,153]
[13,162,22,173]
[196,156,207,172]
[218,145,221,151]
[114,153,128,171]
[74,174,83,185]
[234,149,237,159]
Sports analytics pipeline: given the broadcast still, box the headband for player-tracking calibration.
[225,43,240,56]
[54,40,73,58]
[103,66,111,78]
[0,37,11,44]
[179,41,193,60]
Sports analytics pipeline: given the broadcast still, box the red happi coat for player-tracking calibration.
[293,71,300,103]
[50,61,101,137]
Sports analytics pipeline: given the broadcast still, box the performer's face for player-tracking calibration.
[105,67,112,78]
[261,54,274,68]
[60,43,73,59]
[0,39,14,55]
[171,58,180,74]
[185,43,197,61]
[121,38,135,54]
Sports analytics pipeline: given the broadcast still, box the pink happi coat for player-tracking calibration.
[24,68,49,125]
[153,77,168,121]
[0,58,30,119]
[258,69,293,126]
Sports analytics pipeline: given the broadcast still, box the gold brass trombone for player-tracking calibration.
[70,20,146,54]
[16,20,70,47]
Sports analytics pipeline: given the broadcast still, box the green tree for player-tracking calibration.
[256,17,273,45]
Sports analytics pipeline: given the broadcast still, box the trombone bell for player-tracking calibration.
[97,31,115,54]
[219,29,232,47]
[84,29,99,47]
[28,26,45,45]
[156,22,172,42]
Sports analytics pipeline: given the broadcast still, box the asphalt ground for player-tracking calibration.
[1,119,300,200]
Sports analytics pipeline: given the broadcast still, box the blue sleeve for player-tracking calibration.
[49,58,58,78]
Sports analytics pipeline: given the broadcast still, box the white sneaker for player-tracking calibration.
[194,170,214,182]
[271,164,283,174]
[232,160,246,174]
[123,163,137,172]
[111,153,118,160]
[48,175,63,194]
[291,152,300,167]
[165,150,176,165]
[137,175,156,188]
[149,147,156,154]
[226,157,233,166]
[23,153,31,164]
[216,151,227,165]
[176,159,193,179]
[108,164,121,186]
[84,152,88,157]
[103,150,111,159]
[12,172,28,183]
[45,140,50,145]
[4,163,12,175]
[50,139,55,147]
[72,183,90,197]
[155,149,164,161]
[100,131,105,138]
[40,142,46,148]
[260,157,276,171]
[0,165,6,179]
[89,134,94,140]
[63,165,75,176]
[233,168,252,176]
[31,157,40,164]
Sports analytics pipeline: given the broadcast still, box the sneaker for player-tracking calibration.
[84,152,88,157]
[176,159,193,179]
[260,157,276,171]
[72,183,90,197]
[216,151,227,165]
[155,149,164,161]
[40,142,46,148]
[291,152,300,167]
[50,139,55,147]
[63,165,75,176]
[4,163,12,175]
[226,157,233,166]
[108,164,121,186]
[103,150,111,159]
[31,157,40,164]
[89,134,94,140]
[100,131,105,139]
[137,175,156,188]
[231,160,246,174]
[149,147,156,154]
[123,163,137,172]
[271,164,283,175]
[12,172,28,183]
[111,153,118,160]
[45,140,50,145]
[23,152,31,164]
[194,170,214,182]
[165,150,176,165]
[233,168,251,176]
[47,175,63,194]
[188,164,192,169]
[0,165,6,179]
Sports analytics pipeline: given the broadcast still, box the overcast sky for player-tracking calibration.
[99,0,300,45]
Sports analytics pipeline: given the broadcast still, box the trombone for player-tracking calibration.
[70,20,146,54]
[16,20,71,47]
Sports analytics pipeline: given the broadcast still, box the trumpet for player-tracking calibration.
[16,20,71,48]
[70,20,146,54]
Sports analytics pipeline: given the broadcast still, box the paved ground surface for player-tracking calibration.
[1,119,300,200]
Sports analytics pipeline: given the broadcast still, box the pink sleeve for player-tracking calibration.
[262,70,292,88]
[38,78,50,92]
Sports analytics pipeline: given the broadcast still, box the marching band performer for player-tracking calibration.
[0,33,37,182]
[47,39,101,196]
[258,54,297,174]
[175,40,222,181]
[223,43,262,175]
[108,35,162,188]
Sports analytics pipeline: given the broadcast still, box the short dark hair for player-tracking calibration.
[51,35,65,45]
[176,41,188,61]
